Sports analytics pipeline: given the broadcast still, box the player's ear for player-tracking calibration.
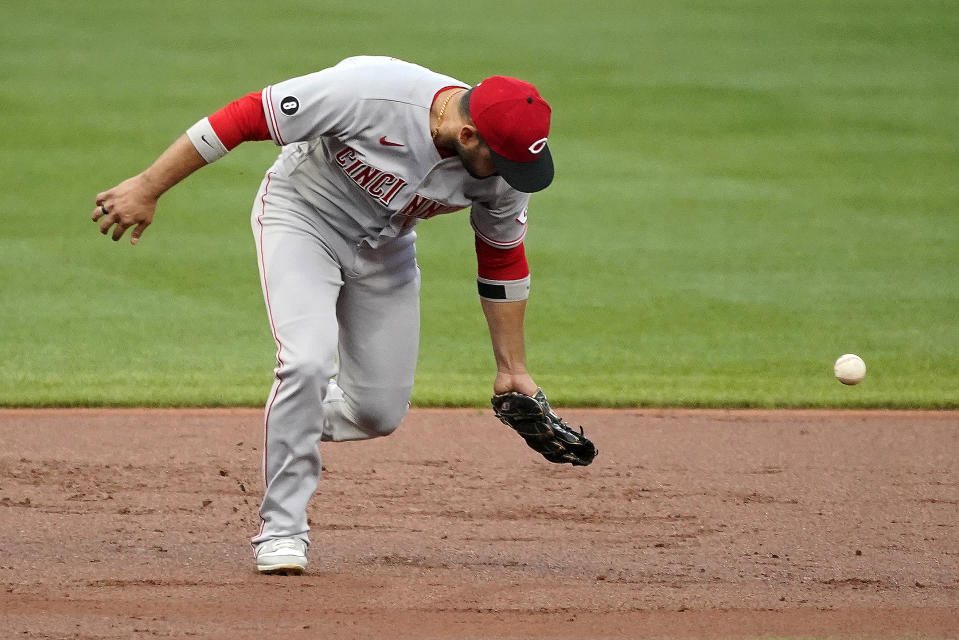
[458,124,480,147]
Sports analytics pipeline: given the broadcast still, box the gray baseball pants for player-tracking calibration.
[249,168,420,549]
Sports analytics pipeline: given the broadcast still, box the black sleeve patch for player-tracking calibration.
[477,281,507,300]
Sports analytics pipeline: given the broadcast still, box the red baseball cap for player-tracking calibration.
[469,76,553,193]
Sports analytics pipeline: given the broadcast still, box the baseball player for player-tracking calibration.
[92,56,594,575]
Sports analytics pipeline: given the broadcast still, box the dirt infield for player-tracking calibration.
[1,408,956,639]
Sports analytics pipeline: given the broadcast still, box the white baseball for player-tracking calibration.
[834,354,866,385]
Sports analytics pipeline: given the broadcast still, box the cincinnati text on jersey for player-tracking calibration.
[334,146,465,220]
[334,146,407,206]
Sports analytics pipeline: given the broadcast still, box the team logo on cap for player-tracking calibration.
[528,137,548,155]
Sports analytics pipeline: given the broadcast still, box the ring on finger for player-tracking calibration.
[100,204,109,216]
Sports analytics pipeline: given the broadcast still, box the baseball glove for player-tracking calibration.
[491,390,597,466]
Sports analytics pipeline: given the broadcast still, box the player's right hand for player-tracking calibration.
[92,174,159,245]
[493,370,538,396]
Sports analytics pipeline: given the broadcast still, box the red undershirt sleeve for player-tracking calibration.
[475,238,531,302]
[207,91,271,149]
[185,91,271,163]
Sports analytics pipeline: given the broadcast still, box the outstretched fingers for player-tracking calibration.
[91,180,156,245]
[92,202,136,243]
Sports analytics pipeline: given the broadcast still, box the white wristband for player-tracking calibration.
[477,275,531,302]
[186,117,229,163]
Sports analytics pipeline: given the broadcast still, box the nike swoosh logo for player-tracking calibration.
[379,136,404,147]
[201,135,214,148]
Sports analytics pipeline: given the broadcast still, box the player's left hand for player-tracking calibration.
[92,174,159,245]
[491,388,598,466]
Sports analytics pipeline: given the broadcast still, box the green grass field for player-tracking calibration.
[1,1,957,408]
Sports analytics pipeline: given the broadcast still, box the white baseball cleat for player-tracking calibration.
[255,538,308,575]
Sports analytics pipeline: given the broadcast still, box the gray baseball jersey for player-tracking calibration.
[261,55,531,250]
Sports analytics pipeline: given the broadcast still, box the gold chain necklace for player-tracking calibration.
[431,89,463,140]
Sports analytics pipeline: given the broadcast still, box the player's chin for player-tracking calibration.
[462,164,498,180]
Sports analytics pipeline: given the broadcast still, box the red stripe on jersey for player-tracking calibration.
[471,220,527,248]
[265,86,287,146]
[475,238,529,281]
[208,91,272,150]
